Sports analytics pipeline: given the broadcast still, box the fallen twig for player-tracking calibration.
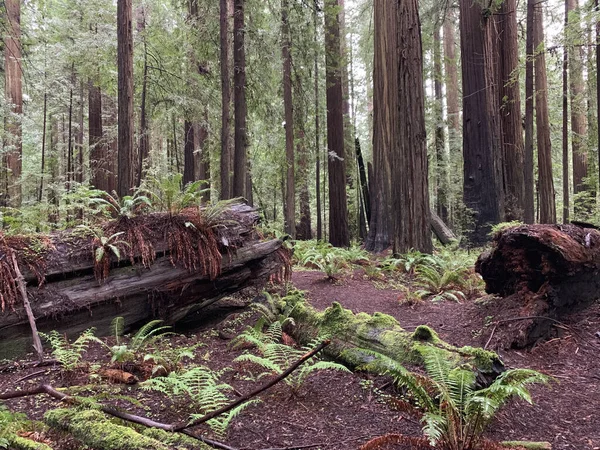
[10,251,44,361]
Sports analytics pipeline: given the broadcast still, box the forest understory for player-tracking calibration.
[1,245,598,450]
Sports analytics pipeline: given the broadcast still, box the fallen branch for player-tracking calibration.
[0,340,331,450]
[173,340,331,431]
[10,251,44,361]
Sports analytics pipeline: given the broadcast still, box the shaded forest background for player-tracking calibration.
[1,0,599,251]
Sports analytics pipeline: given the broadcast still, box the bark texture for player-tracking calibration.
[460,0,504,244]
[3,0,23,207]
[325,0,349,248]
[394,0,431,254]
[524,0,535,224]
[117,0,135,198]
[533,1,557,223]
[219,0,232,199]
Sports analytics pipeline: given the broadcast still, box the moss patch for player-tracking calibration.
[44,408,170,450]
[9,436,54,450]
[500,441,552,449]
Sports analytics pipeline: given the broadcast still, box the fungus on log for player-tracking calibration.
[476,224,600,348]
[0,203,289,358]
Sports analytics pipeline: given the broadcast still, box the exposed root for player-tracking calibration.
[104,216,156,268]
[164,212,222,280]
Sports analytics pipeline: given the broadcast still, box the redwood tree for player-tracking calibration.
[117,0,134,198]
[219,0,232,199]
[394,0,431,254]
[3,0,23,207]
[460,0,504,244]
[324,0,349,247]
[524,0,535,223]
[533,0,557,223]
[282,0,295,238]
[496,0,525,221]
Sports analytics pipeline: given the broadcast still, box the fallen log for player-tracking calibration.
[476,223,600,348]
[280,290,504,385]
[0,203,288,358]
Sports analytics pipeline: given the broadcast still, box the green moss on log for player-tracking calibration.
[9,436,54,450]
[282,289,502,375]
[500,441,552,449]
[44,409,171,450]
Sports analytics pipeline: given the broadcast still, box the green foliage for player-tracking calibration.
[249,292,296,330]
[40,328,97,372]
[414,265,467,303]
[143,342,204,377]
[381,250,439,275]
[489,221,523,236]
[141,174,207,216]
[141,366,255,438]
[0,405,27,449]
[93,190,153,219]
[360,347,551,450]
[97,317,172,365]
[234,322,350,394]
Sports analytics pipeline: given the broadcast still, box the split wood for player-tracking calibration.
[10,251,44,361]
[0,340,331,450]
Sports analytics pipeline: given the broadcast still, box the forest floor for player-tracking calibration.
[0,268,599,450]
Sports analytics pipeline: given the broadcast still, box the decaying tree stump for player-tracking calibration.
[476,223,600,347]
[0,203,289,358]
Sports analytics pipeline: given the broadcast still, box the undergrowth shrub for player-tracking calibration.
[233,322,350,394]
[360,346,550,450]
[40,328,97,372]
[141,366,255,438]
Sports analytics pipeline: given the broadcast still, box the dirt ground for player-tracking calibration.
[0,269,598,450]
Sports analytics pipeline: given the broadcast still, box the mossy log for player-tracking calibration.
[281,291,504,384]
[44,408,203,450]
[8,436,54,450]
[476,224,600,347]
[0,203,287,358]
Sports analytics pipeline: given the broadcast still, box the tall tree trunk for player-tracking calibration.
[195,111,210,188]
[568,0,589,216]
[219,0,232,199]
[325,0,349,248]
[533,0,557,223]
[496,0,525,221]
[183,121,195,185]
[394,0,431,254]
[365,0,394,252]
[524,0,535,224]
[295,72,312,241]
[314,1,322,241]
[596,0,600,199]
[137,8,149,186]
[282,0,295,238]
[460,0,504,244]
[117,0,134,198]
[232,0,249,200]
[39,93,48,203]
[433,25,448,223]
[3,0,23,207]
[443,9,461,227]
[563,0,570,224]
[89,83,108,191]
[76,81,84,184]
[67,83,74,192]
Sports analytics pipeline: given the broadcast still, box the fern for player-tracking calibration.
[0,405,27,449]
[40,328,97,372]
[142,366,255,438]
[358,347,550,450]
[233,325,349,394]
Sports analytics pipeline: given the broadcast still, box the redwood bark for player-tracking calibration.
[365,0,394,252]
[325,0,349,248]
[314,2,322,241]
[117,0,135,198]
[137,9,149,186]
[295,73,312,241]
[568,0,589,211]
[460,0,504,244]
[219,0,232,199]
[89,83,108,192]
[394,0,431,254]
[282,0,295,238]
[433,25,448,223]
[533,1,557,223]
[563,1,570,223]
[3,0,22,207]
[524,0,535,224]
[183,121,195,185]
[496,0,525,221]
[232,0,249,200]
